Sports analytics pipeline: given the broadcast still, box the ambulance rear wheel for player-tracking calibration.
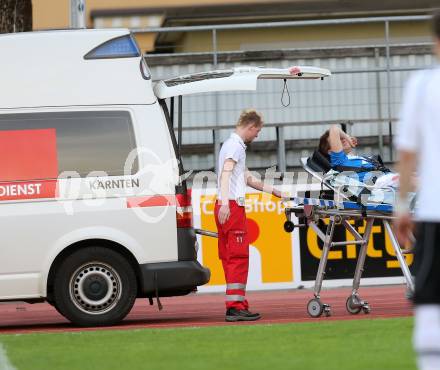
[53,246,137,326]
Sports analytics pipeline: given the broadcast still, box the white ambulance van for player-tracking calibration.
[0,29,330,326]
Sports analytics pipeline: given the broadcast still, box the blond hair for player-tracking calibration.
[236,109,263,128]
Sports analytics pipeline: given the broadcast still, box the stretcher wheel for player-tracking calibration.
[284,221,295,233]
[307,298,325,318]
[346,295,361,314]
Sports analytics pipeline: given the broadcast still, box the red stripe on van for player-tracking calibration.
[0,179,57,201]
[126,195,176,208]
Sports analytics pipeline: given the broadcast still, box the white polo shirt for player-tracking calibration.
[395,66,440,221]
[217,132,247,201]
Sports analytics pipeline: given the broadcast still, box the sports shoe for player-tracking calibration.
[225,308,261,322]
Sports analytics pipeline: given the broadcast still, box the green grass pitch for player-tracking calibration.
[0,317,416,370]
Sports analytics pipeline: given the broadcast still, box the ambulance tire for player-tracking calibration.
[53,246,137,327]
[47,298,64,317]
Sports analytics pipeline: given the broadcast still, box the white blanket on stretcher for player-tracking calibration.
[326,170,399,205]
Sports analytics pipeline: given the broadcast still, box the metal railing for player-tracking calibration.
[178,118,397,172]
[133,15,432,70]
[133,15,434,168]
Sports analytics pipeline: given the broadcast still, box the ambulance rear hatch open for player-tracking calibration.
[154,65,331,200]
[154,66,331,99]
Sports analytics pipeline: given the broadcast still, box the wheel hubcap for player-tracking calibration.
[70,262,122,315]
[83,275,108,301]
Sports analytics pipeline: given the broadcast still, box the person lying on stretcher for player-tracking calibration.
[318,124,399,190]
[313,124,409,206]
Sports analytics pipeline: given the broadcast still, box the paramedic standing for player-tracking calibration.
[394,11,440,370]
[215,109,281,322]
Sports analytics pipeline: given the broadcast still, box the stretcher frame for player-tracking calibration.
[282,158,415,318]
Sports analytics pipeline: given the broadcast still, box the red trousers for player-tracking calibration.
[214,200,249,310]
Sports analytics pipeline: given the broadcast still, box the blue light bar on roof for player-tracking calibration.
[84,35,141,60]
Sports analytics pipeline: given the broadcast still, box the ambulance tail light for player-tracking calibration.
[176,189,193,228]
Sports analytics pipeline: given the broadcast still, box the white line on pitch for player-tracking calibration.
[0,343,16,370]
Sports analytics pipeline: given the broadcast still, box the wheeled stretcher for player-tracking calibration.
[282,153,415,318]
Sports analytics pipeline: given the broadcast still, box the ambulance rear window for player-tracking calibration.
[164,71,233,87]
[0,111,138,180]
[84,35,141,60]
